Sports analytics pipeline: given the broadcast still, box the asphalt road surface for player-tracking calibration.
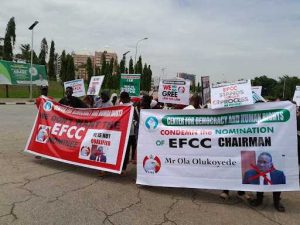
[0,105,300,225]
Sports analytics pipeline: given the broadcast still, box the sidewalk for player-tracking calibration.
[0,98,35,104]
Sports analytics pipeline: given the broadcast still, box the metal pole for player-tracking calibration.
[134,38,148,74]
[30,29,33,100]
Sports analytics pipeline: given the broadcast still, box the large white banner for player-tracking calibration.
[87,76,104,95]
[158,79,190,105]
[137,102,299,191]
[64,79,86,97]
[211,80,254,109]
[293,86,300,106]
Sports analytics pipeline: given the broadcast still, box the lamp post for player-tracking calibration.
[28,21,39,100]
[134,37,148,73]
[123,51,130,74]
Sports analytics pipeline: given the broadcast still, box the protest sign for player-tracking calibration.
[158,79,190,105]
[25,97,133,173]
[211,80,253,109]
[137,101,299,191]
[251,86,262,96]
[201,76,210,105]
[120,74,140,97]
[87,76,104,95]
[293,86,300,106]
[0,60,47,85]
[64,79,86,97]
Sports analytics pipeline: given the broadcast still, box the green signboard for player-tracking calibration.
[0,60,47,85]
[120,74,140,97]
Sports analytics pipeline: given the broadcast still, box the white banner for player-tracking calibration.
[252,86,262,96]
[64,79,86,97]
[158,79,190,105]
[87,76,104,95]
[137,102,299,191]
[293,86,300,106]
[211,80,254,109]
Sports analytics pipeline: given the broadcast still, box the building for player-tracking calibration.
[177,72,196,86]
[72,51,118,80]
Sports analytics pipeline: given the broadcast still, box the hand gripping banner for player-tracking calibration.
[25,96,133,173]
[137,101,299,191]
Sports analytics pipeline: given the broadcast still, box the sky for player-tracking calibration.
[1,0,300,83]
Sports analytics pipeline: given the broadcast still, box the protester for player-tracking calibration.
[59,86,87,108]
[35,85,54,109]
[110,93,118,106]
[95,92,113,108]
[82,95,95,108]
[184,93,201,109]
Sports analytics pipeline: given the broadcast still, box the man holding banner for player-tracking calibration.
[59,86,87,108]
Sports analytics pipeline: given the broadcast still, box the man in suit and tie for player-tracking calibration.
[243,152,286,185]
[243,152,286,212]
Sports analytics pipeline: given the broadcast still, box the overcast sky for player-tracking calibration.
[1,0,300,82]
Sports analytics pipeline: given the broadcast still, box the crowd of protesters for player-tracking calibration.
[35,85,300,213]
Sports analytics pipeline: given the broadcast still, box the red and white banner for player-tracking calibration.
[25,96,133,173]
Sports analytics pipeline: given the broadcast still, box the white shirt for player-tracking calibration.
[260,172,271,185]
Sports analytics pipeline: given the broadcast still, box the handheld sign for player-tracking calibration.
[120,74,141,97]
[64,79,86,97]
[87,76,104,95]
[158,79,190,105]
[211,80,253,109]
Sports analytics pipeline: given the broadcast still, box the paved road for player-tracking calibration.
[0,105,300,225]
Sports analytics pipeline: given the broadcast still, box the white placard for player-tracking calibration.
[87,76,104,95]
[211,80,254,109]
[64,79,86,97]
[252,86,262,96]
[158,79,190,105]
[293,86,300,106]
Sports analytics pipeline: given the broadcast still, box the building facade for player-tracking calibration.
[72,51,118,80]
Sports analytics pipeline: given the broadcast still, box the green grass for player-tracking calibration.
[0,81,121,98]
[0,81,65,98]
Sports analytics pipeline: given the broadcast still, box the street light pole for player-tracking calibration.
[134,37,148,73]
[28,21,39,101]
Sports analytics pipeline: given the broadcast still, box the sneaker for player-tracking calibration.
[220,192,230,200]
[120,171,127,177]
[274,202,285,212]
[237,193,253,201]
[249,198,263,207]
[98,171,106,177]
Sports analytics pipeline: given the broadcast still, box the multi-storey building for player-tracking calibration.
[72,51,118,80]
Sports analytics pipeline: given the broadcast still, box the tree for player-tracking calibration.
[119,58,125,74]
[146,65,152,91]
[38,38,48,65]
[65,54,75,81]
[20,44,31,62]
[142,63,148,91]
[252,75,278,97]
[3,17,16,61]
[278,75,300,100]
[86,57,93,83]
[59,50,67,82]
[129,57,134,74]
[135,56,143,74]
[48,40,56,80]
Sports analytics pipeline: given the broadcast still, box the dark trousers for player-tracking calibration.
[122,135,136,171]
[256,192,281,203]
